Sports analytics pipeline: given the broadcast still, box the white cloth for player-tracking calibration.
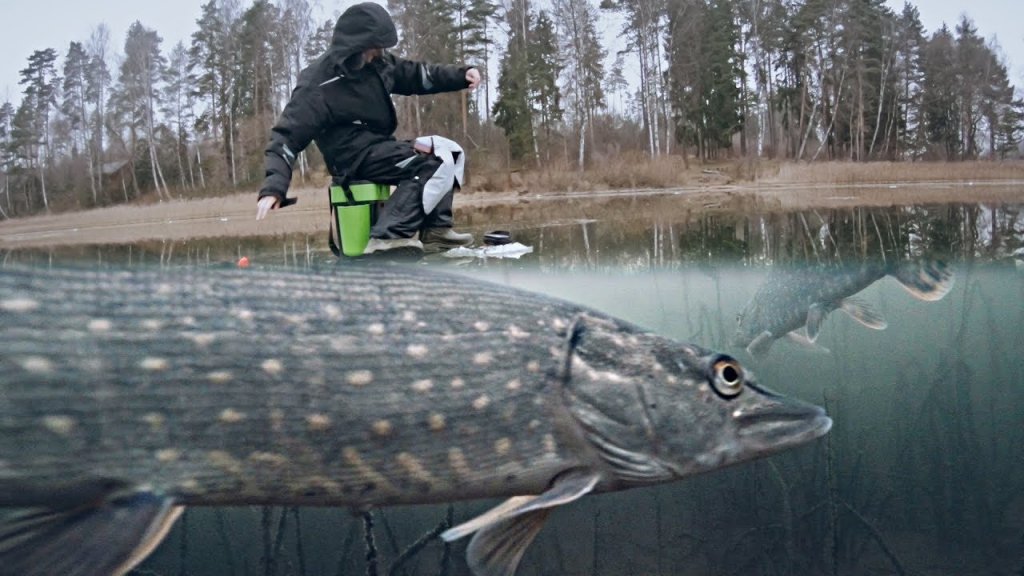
[415,135,465,213]
[442,242,534,260]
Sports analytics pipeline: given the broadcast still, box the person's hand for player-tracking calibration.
[256,196,279,220]
[466,68,481,90]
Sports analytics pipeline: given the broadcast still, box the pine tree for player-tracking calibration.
[977,44,1020,158]
[841,0,898,160]
[668,0,741,160]
[62,41,95,203]
[954,16,987,159]
[734,0,791,158]
[190,0,243,184]
[493,44,533,162]
[10,100,39,210]
[451,0,498,131]
[493,0,535,164]
[303,18,333,65]
[527,9,563,161]
[921,25,959,159]
[389,0,463,136]
[111,21,169,199]
[493,2,564,165]
[893,3,926,159]
[162,41,199,190]
[605,53,629,117]
[238,0,281,121]
[17,48,59,211]
[702,0,743,157]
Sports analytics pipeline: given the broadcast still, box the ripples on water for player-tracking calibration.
[2,195,1022,575]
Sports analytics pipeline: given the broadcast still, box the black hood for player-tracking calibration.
[331,2,398,60]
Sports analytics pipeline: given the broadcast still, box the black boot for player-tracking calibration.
[421,228,473,252]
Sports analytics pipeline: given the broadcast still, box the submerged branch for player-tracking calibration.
[840,500,906,576]
[364,511,379,576]
[387,518,450,576]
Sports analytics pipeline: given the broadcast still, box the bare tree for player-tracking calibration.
[552,0,606,168]
[87,24,112,199]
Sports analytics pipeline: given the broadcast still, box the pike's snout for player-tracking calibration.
[733,390,832,448]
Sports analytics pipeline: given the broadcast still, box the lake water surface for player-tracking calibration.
[2,193,1022,575]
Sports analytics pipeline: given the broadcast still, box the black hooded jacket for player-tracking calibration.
[259,2,472,205]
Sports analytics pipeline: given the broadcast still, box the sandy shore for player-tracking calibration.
[1,180,1022,249]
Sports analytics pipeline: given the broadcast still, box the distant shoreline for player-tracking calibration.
[1,161,1021,250]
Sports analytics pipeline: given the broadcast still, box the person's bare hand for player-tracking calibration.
[466,68,481,90]
[256,196,279,220]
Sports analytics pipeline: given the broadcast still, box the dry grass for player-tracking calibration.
[466,157,1022,193]
[468,152,735,192]
[765,160,1024,184]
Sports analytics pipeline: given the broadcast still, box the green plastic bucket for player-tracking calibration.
[329,181,391,257]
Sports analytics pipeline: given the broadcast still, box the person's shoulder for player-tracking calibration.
[296,52,339,90]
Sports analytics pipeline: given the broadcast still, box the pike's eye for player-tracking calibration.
[710,357,744,398]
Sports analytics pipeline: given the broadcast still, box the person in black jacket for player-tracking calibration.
[255,2,480,254]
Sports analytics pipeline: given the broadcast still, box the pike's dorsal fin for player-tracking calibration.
[0,491,182,576]
[838,297,888,330]
[556,314,588,383]
[442,469,600,576]
[746,330,775,357]
[892,260,955,301]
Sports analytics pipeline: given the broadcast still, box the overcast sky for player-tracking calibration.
[1,0,1022,105]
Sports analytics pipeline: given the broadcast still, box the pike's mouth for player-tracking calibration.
[735,402,832,448]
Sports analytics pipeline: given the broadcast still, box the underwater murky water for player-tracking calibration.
[2,197,1022,575]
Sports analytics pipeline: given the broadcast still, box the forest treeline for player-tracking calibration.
[1,0,1021,217]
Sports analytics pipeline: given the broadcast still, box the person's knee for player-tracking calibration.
[415,156,444,179]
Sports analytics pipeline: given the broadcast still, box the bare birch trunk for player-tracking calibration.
[577,114,586,170]
[38,144,49,211]
[186,140,197,189]
[177,135,187,191]
[228,91,237,186]
[195,145,207,189]
[0,175,9,218]
[813,69,846,162]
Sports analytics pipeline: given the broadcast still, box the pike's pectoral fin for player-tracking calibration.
[746,330,775,357]
[805,303,829,342]
[442,469,600,576]
[462,505,552,576]
[0,490,182,576]
[838,297,887,330]
[892,260,955,302]
[784,331,831,354]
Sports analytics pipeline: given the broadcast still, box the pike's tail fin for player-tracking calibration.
[892,260,955,302]
[0,490,181,576]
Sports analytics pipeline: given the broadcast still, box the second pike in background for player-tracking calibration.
[733,259,955,358]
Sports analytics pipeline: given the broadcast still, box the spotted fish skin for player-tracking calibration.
[1,264,583,507]
[0,264,830,576]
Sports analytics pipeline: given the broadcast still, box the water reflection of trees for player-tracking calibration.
[526,203,1023,270]
[3,204,1020,271]
[0,234,324,269]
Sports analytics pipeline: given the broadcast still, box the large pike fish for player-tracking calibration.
[0,264,831,576]
[733,259,954,358]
